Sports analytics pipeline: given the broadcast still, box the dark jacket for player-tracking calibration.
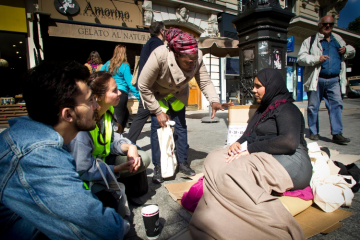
[137,36,164,89]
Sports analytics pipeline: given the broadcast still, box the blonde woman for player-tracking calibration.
[101,44,140,133]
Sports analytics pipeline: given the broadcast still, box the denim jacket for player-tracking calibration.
[0,116,124,240]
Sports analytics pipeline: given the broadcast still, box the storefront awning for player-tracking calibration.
[48,22,150,44]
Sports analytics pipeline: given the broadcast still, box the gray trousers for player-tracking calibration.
[273,147,312,190]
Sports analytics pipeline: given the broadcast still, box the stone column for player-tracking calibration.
[232,0,294,104]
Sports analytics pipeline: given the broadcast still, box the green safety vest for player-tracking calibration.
[83,106,114,190]
[158,94,185,113]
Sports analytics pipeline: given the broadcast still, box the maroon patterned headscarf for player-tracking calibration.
[165,27,198,55]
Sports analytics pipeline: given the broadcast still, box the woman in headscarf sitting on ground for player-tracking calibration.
[137,27,233,183]
[189,68,312,240]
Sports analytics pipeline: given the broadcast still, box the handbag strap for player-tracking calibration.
[95,158,123,199]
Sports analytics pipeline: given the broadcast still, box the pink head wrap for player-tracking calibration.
[165,27,198,55]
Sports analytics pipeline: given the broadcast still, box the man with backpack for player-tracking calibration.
[297,15,355,144]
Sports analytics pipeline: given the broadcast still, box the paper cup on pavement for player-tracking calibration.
[141,205,160,239]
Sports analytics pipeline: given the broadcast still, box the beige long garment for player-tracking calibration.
[189,147,305,240]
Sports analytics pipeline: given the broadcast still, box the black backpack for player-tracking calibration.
[308,34,316,54]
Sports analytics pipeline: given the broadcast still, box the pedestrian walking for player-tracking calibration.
[101,44,140,133]
[297,15,355,144]
[127,21,166,143]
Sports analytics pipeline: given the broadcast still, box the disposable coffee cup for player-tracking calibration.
[141,205,160,239]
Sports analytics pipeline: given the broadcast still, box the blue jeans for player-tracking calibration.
[151,107,188,166]
[307,76,343,135]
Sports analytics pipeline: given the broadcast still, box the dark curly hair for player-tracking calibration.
[86,51,103,65]
[149,21,165,37]
[22,61,90,126]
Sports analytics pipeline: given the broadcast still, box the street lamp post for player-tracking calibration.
[233,0,294,104]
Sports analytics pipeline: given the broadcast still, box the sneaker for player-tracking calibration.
[309,134,319,141]
[152,165,164,184]
[178,161,196,176]
[128,197,145,206]
[332,134,350,145]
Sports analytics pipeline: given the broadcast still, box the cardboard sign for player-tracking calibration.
[227,105,258,145]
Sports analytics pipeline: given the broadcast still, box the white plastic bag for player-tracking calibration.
[157,121,177,178]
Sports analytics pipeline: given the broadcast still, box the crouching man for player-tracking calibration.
[0,61,128,239]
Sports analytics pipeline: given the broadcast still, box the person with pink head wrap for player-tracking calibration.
[166,27,198,55]
[138,27,233,184]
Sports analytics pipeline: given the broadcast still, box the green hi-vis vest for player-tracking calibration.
[158,94,185,113]
[84,106,114,190]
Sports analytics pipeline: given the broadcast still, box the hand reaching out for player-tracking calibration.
[211,102,234,119]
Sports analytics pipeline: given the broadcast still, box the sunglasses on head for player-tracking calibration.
[322,22,334,27]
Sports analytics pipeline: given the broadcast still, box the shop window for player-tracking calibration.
[319,7,327,19]
[225,57,240,103]
[0,32,27,101]
[226,58,239,75]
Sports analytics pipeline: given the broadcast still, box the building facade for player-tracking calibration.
[28,0,239,110]
[217,0,360,102]
[2,0,359,108]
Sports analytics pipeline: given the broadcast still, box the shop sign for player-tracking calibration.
[82,2,130,20]
[48,23,150,44]
[287,56,297,63]
[54,0,80,16]
[287,36,294,53]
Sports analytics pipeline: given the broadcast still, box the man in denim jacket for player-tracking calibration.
[0,61,128,239]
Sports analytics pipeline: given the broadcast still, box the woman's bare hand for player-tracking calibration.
[225,150,250,163]
[114,160,134,172]
[127,145,141,173]
[228,142,242,156]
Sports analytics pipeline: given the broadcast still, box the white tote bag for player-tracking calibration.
[309,143,356,213]
[157,121,177,178]
[313,174,355,213]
